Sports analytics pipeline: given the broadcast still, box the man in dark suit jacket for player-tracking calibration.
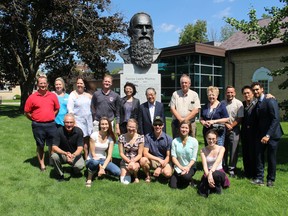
[138,87,166,135]
[251,82,283,187]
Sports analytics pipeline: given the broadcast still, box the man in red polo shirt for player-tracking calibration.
[25,75,60,171]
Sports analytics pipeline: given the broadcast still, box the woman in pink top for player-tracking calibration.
[198,130,230,197]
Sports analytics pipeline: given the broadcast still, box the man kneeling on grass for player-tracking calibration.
[51,114,85,181]
[140,116,173,182]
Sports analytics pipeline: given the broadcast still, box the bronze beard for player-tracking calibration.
[130,38,154,68]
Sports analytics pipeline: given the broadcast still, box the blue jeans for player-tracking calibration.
[86,158,120,177]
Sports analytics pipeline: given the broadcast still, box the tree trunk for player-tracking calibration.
[19,80,35,113]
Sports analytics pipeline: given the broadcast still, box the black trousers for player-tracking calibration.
[198,170,225,197]
[170,167,196,189]
[255,139,279,182]
[241,128,257,178]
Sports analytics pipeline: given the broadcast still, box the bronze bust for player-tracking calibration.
[120,12,161,68]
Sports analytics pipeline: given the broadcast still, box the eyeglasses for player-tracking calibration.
[153,123,163,127]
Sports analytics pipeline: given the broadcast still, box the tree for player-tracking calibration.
[178,20,208,45]
[208,27,219,42]
[226,1,288,118]
[0,0,127,111]
[220,24,237,42]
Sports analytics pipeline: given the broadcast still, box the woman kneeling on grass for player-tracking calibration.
[198,129,230,197]
[118,118,144,184]
[85,117,120,187]
[170,120,199,189]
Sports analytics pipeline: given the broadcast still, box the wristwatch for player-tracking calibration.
[265,135,270,138]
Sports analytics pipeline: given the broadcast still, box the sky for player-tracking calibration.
[109,0,285,62]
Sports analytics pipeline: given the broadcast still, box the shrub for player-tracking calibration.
[13,94,21,100]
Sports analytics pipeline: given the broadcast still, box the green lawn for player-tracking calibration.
[0,104,287,216]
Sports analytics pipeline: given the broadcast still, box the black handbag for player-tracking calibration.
[212,123,225,133]
[209,102,225,133]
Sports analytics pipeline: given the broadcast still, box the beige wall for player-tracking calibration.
[0,85,21,100]
[225,46,288,117]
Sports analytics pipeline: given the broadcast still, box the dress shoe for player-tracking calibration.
[251,179,264,186]
[267,180,274,187]
[57,175,65,182]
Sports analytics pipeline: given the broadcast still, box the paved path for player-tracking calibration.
[1,102,20,105]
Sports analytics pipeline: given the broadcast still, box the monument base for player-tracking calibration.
[120,64,161,104]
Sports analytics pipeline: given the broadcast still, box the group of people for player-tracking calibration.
[24,73,283,197]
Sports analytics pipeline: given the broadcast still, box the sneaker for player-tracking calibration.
[229,170,236,178]
[251,179,264,186]
[267,180,274,187]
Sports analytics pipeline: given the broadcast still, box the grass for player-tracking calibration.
[0,104,288,216]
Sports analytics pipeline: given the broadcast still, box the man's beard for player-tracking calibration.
[130,38,154,68]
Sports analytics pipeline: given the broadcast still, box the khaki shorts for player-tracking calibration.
[149,159,172,169]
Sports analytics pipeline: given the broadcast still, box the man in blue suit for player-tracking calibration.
[138,87,166,135]
[251,82,283,187]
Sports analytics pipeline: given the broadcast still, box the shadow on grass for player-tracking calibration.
[0,105,22,118]
[23,152,51,170]
[277,137,288,166]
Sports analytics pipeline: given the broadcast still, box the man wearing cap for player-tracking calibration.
[51,114,85,181]
[140,116,173,182]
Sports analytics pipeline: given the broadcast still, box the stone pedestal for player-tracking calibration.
[120,64,161,104]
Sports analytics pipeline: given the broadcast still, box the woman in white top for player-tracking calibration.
[85,117,120,187]
[67,76,93,159]
[198,129,230,197]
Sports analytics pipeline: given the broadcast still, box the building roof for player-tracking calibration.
[160,42,226,58]
[220,18,283,51]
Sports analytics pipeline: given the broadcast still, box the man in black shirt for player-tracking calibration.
[51,114,84,181]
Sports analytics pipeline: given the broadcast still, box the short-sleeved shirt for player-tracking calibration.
[91,89,120,123]
[171,136,199,173]
[169,89,201,121]
[201,102,229,121]
[24,91,60,122]
[118,134,144,160]
[144,132,172,160]
[53,126,84,153]
[221,98,244,124]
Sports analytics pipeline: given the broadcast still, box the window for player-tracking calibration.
[252,67,273,93]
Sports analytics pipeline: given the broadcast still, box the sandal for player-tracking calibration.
[153,167,161,177]
[85,180,92,188]
[145,177,151,183]
[134,178,140,183]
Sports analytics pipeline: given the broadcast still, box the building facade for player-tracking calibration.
[157,42,226,111]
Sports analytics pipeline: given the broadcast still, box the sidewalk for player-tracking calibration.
[1,102,20,105]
